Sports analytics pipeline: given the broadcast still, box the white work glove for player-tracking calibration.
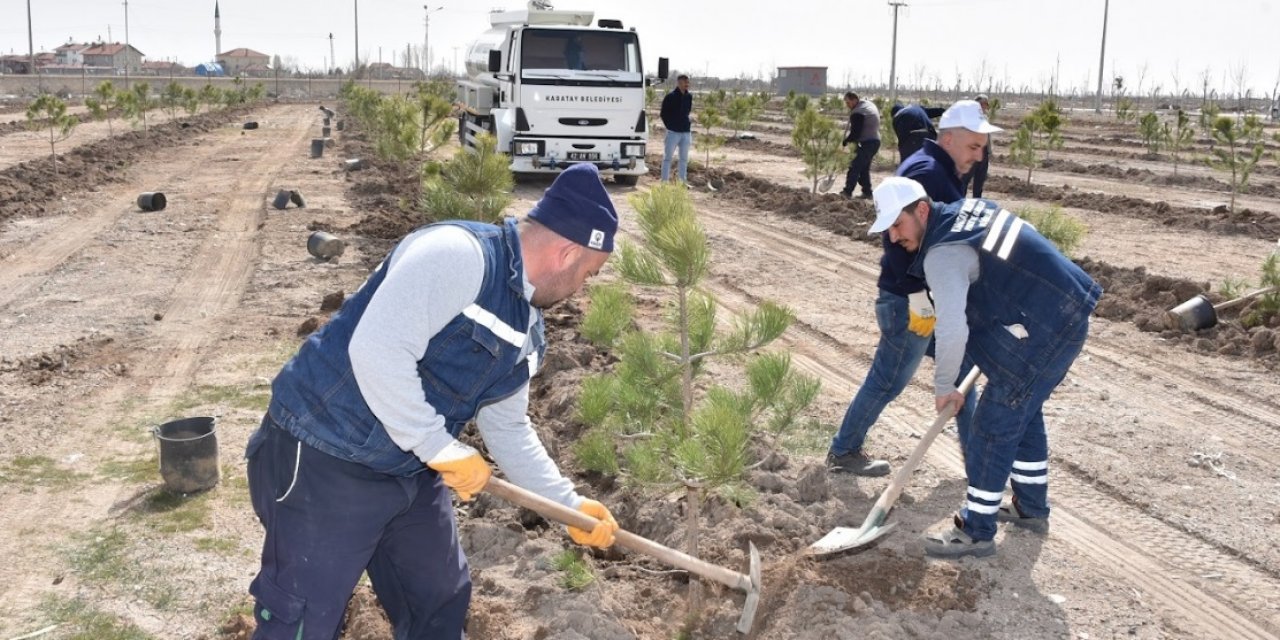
[907,291,936,337]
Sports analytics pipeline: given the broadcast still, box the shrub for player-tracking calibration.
[419,134,513,223]
[1016,205,1087,256]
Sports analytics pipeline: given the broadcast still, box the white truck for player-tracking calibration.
[456,1,667,185]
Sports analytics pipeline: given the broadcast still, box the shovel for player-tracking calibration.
[1164,285,1280,332]
[483,477,762,634]
[807,366,982,557]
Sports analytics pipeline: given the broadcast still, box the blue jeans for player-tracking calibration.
[247,420,470,640]
[832,290,976,456]
[959,316,1090,542]
[661,130,691,182]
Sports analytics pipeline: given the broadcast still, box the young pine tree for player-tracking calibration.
[84,80,116,136]
[577,183,816,624]
[791,105,846,193]
[1008,119,1040,184]
[26,95,78,175]
[1165,108,1195,176]
[1208,115,1265,213]
[419,133,513,223]
[1137,112,1163,156]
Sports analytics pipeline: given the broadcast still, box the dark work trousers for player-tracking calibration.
[843,139,880,197]
[246,420,470,640]
[964,144,990,197]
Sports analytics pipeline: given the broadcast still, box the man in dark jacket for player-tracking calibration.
[827,100,997,477]
[660,75,693,182]
[840,91,880,199]
[870,176,1101,559]
[891,102,947,161]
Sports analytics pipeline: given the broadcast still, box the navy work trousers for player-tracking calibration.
[246,420,470,639]
[843,139,880,197]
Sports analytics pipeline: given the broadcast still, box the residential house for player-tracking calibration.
[216,48,270,76]
[81,42,145,73]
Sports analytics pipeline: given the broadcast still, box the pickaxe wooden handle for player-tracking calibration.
[483,476,761,633]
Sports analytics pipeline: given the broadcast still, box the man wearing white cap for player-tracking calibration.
[246,163,621,638]
[869,176,1101,558]
[826,100,999,478]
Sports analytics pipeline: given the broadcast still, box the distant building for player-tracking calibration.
[0,55,34,74]
[141,60,189,76]
[81,42,145,73]
[54,42,93,66]
[216,47,270,76]
[776,66,828,97]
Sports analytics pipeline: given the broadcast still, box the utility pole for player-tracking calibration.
[329,33,335,76]
[1094,0,1109,113]
[123,0,131,86]
[353,0,360,78]
[888,1,906,103]
[26,0,36,89]
[424,6,442,77]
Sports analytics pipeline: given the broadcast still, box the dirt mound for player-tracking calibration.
[0,104,265,226]
[723,136,799,158]
[985,175,1280,240]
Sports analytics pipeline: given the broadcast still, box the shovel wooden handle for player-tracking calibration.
[483,477,753,593]
[868,366,982,519]
[1213,284,1280,312]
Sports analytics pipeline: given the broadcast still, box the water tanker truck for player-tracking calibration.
[456,1,668,185]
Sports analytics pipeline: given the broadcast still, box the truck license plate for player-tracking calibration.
[567,152,599,161]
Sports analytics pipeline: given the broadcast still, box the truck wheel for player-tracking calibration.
[614,174,640,186]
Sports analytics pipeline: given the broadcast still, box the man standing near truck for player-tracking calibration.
[869,176,1101,558]
[245,164,621,639]
[661,74,693,182]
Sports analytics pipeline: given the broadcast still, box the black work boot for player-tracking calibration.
[825,450,890,477]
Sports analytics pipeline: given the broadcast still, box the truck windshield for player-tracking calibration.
[520,29,639,76]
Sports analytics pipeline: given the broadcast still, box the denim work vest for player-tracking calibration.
[267,218,546,476]
[909,199,1102,403]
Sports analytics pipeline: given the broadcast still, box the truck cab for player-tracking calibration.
[456,2,666,185]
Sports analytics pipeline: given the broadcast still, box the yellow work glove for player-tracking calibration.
[567,499,619,549]
[426,441,491,502]
[907,290,936,337]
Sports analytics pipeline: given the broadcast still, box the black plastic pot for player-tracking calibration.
[153,417,220,494]
[272,189,292,210]
[307,230,345,260]
[310,138,325,158]
[243,121,259,130]
[137,192,167,211]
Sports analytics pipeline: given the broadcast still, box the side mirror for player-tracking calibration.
[487,50,501,73]
[657,57,669,82]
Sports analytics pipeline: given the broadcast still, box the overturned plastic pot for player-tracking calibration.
[153,416,220,494]
[272,189,292,210]
[310,138,325,158]
[322,125,331,137]
[243,121,259,130]
[307,230,345,260]
[137,192,167,211]
[336,119,345,132]
[343,158,366,172]
[289,190,306,208]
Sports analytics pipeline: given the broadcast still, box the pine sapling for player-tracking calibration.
[419,133,513,222]
[26,95,77,175]
[1008,119,1040,183]
[1208,115,1265,213]
[1138,112,1162,156]
[86,80,116,135]
[791,105,845,193]
[1166,108,1194,176]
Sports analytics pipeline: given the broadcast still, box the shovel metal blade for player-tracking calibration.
[805,521,897,557]
[735,542,762,634]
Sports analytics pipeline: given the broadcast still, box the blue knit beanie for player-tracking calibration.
[527,164,618,252]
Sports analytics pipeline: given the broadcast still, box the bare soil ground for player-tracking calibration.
[0,101,1278,640]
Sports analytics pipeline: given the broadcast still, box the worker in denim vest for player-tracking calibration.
[870,177,1101,558]
[245,163,621,639]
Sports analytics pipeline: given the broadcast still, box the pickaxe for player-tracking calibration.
[484,477,762,634]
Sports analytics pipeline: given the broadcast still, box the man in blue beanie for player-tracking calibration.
[246,162,620,639]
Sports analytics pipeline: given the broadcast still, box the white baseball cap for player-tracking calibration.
[869,177,928,233]
[939,99,1003,134]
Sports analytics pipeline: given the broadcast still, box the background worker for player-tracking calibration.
[660,74,693,182]
[245,163,621,640]
[962,94,994,197]
[840,91,881,199]
[827,100,998,476]
[869,176,1102,558]
[890,102,946,161]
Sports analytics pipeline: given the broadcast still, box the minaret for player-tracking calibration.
[214,1,222,58]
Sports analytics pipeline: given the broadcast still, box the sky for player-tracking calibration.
[4,0,1279,99]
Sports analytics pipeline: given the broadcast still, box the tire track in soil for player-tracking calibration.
[0,103,313,624]
[688,202,1280,637]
